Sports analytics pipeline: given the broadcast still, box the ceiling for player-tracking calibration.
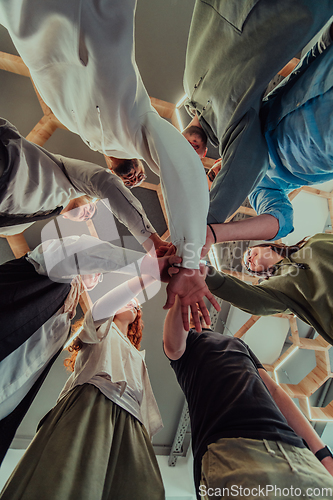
[1,3,333,496]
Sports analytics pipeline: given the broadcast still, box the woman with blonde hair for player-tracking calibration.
[0,247,179,499]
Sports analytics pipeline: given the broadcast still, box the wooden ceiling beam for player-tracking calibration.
[278,57,300,78]
[5,233,30,258]
[150,97,175,120]
[0,51,30,77]
[26,115,59,147]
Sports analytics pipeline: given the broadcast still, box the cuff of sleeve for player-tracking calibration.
[319,26,333,52]
[129,223,156,245]
[79,309,113,343]
[264,210,293,241]
[174,238,203,269]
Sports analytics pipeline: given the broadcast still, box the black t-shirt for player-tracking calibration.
[170,329,305,493]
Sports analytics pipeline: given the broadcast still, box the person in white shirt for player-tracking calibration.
[0,0,216,330]
[0,270,170,500]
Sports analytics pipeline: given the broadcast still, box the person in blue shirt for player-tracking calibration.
[195,25,333,253]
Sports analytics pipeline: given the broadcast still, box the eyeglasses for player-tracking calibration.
[123,172,147,188]
[207,170,216,182]
[81,203,97,221]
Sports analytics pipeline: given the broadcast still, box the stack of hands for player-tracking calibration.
[141,241,220,332]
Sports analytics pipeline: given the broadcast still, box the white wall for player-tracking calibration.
[157,454,196,500]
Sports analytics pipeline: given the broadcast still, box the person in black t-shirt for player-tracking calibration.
[163,296,333,500]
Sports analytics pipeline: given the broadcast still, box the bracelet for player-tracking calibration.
[315,446,333,461]
[207,224,217,244]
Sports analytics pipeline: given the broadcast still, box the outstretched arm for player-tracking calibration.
[206,265,289,317]
[27,234,145,281]
[259,369,333,476]
[163,295,188,360]
[138,111,209,271]
[202,214,279,257]
[60,156,159,247]
[84,249,181,333]
[203,160,294,256]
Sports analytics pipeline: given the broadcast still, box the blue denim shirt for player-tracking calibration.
[249,33,333,239]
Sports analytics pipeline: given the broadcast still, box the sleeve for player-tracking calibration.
[26,234,144,282]
[135,111,209,269]
[207,107,270,225]
[91,281,138,324]
[249,175,295,240]
[206,266,290,317]
[59,156,156,244]
[78,308,113,344]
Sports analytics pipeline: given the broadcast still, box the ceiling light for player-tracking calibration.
[175,108,184,131]
[176,94,188,108]
[274,345,299,371]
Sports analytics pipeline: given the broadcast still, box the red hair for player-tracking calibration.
[64,310,144,372]
[126,308,143,350]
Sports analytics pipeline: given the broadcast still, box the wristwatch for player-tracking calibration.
[315,446,333,461]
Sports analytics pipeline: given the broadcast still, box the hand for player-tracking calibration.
[140,246,181,282]
[158,251,181,283]
[143,233,173,254]
[164,267,221,331]
[200,225,215,258]
[155,244,177,258]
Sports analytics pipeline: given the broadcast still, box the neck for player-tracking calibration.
[113,317,131,337]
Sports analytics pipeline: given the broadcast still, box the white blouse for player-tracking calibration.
[59,310,163,438]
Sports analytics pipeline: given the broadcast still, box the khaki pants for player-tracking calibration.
[200,437,333,500]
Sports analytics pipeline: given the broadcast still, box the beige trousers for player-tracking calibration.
[200,437,333,500]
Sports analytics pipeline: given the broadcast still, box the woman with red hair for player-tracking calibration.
[0,273,167,500]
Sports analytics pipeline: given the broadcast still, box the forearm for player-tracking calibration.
[92,275,155,324]
[163,295,188,360]
[275,388,323,452]
[140,112,209,268]
[259,369,324,453]
[210,214,279,243]
[206,267,288,316]
[268,379,333,474]
[61,156,155,245]
[27,235,145,281]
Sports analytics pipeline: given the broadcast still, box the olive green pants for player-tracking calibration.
[0,384,165,500]
[200,437,333,500]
